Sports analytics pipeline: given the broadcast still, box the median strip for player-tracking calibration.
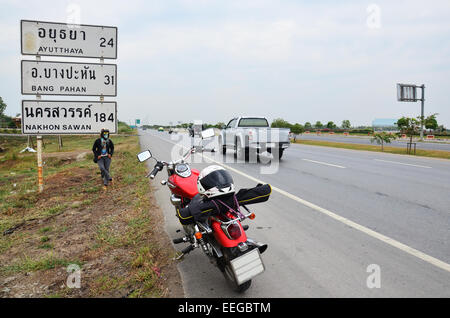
[292,139,450,160]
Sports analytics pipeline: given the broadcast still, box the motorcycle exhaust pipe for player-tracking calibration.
[247,238,268,254]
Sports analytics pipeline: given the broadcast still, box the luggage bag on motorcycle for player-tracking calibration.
[176,194,216,225]
[235,183,272,205]
[176,183,272,225]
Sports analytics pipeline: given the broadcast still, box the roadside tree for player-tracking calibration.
[424,114,438,133]
[326,121,337,129]
[342,120,351,129]
[215,122,226,129]
[271,118,291,128]
[370,132,396,151]
[290,123,304,141]
[0,97,6,116]
[396,116,420,143]
[396,116,421,154]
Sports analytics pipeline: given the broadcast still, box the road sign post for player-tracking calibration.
[21,19,118,192]
[397,83,426,140]
[420,85,425,141]
[37,136,43,192]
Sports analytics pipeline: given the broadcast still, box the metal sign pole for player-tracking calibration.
[35,54,44,192]
[420,85,425,141]
[37,135,43,192]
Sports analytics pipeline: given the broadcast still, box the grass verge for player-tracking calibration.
[293,139,450,160]
[0,132,181,298]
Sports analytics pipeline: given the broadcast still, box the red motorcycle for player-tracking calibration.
[137,134,270,292]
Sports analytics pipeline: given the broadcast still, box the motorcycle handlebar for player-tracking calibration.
[146,147,195,179]
[148,162,164,179]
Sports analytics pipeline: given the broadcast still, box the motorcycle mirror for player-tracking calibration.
[137,150,152,162]
[201,128,215,139]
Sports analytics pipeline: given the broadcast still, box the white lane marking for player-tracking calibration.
[147,132,450,273]
[302,158,346,169]
[374,159,432,169]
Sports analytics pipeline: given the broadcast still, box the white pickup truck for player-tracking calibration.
[219,116,290,160]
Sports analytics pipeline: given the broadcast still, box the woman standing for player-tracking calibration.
[92,129,114,189]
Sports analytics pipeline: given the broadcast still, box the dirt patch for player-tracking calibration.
[43,150,89,161]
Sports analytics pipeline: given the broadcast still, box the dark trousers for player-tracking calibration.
[97,156,112,185]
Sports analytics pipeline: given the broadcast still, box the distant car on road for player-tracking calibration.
[219,116,290,160]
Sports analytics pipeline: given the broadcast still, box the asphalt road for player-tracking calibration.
[296,134,450,152]
[139,129,450,297]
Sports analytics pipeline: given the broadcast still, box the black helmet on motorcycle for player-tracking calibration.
[197,165,235,199]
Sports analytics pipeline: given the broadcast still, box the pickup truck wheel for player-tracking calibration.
[267,148,284,160]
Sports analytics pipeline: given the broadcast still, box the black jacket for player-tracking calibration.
[92,138,114,158]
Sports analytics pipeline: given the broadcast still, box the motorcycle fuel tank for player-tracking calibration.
[169,168,200,199]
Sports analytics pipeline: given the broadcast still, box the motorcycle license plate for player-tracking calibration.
[230,249,265,285]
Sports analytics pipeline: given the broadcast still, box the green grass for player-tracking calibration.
[90,275,128,296]
[38,243,53,250]
[43,204,68,216]
[95,217,121,248]
[293,139,450,160]
[39,226,52,233]
[1,254,82,273]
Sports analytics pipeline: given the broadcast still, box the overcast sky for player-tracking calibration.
[1,0,449,127]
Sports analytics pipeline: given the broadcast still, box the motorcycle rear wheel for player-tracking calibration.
[223,263,252,293]
[220,248,252,293]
